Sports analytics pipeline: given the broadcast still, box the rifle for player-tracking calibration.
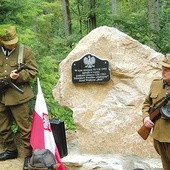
[0,63,27,94]
[138,93,170,140]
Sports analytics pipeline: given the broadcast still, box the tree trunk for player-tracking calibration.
[87,0,96,32]
[62,0,72,36]
[112,0,117,15]
[147,0,160,31]
[76,1,83,35]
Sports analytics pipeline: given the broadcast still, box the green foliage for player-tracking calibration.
[11,122,18,134]
[37,55,75,130]
[158,0,170,54]
[110,0,170,54]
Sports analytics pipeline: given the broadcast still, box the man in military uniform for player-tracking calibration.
[142,54,170,170]
[0,25,38,170]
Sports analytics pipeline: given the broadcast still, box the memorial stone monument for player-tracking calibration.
[53,26,164,158]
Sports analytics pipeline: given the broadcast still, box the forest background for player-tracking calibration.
[0,0,169,131]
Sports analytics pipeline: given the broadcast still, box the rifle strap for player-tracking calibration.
[149,96,165,117]
[150,94,170,122]
[152,96,165,108]
[18,44,24,67]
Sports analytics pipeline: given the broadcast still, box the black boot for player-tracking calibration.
[23,156,31,170]
[0,150,18,161]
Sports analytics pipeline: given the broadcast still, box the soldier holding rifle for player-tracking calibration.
[0,25,38,170]
[142,54,170,170]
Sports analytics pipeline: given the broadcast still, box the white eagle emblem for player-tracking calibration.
[43,113,51,131]
[83,55,96,68]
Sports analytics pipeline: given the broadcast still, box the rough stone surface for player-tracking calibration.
[63,130,163,170]
[53,26,164,161]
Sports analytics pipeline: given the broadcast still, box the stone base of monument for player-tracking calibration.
[62,154,163,170]
[62,130,163,170]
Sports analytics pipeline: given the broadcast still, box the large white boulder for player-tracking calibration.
[53,26,164,158]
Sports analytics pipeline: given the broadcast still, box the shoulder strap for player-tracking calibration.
[18,44,24,64]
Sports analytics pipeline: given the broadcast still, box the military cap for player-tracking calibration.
[0,25,18,45]
[161,54,170,68]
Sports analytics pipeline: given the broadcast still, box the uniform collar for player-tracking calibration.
[1,46,15,56]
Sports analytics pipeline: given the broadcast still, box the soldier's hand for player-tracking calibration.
[144,116,154,128]
[10,70,19,80]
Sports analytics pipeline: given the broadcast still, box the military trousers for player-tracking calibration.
[0,101,32,157]
[154,139,170,170]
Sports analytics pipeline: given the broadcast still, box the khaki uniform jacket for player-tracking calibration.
[0,43,38,105]
[142,79,170,142]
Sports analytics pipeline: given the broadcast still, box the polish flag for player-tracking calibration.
[30,78,66,170]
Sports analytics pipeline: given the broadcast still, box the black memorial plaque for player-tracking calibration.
[72,54,110,83]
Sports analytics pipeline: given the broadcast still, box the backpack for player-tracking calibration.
[28,149,59,170]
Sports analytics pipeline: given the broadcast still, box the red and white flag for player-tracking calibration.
[30,78,66,170]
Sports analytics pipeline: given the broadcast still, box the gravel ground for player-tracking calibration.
[0,158,24,170]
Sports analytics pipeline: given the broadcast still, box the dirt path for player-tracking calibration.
[0,158,24,170]
[0,134,26,170]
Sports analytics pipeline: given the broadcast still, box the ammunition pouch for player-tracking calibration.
[160,105,170,119]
